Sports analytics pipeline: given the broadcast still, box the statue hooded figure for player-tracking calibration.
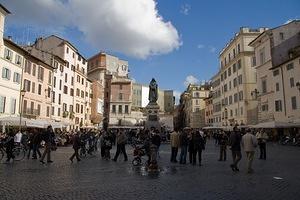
[149,78,158,103]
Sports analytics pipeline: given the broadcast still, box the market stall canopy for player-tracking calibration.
[0,116,27,126]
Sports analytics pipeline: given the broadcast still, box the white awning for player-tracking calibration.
[249,121,296,128]
[0,116,27,126]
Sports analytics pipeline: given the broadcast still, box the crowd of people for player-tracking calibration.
[0,125,271,174]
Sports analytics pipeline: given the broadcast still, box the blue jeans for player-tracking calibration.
[180,145,187,164]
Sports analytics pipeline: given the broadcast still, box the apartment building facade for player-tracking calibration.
[213,27,267,126]
[250,20,300,125]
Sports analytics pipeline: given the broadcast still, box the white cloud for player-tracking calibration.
[197,44,205,49]
[4,0,181,59]
[180,4,191,15]
[184,75,199,87]
[173,90,182,105]
[209,46,216,53]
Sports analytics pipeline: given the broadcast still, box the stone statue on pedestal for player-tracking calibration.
[148,78,158,104]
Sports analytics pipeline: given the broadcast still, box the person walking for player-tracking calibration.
[188,130,195,164]
[5,132,15,163]
[218,131,228,161]
[179,128,189,164]
[170,129,180,163]
[256,129,268,160]
[27,131,34,159]
[32,130,42,159]
[40,125,55,164]
[69,132,81,163]
[242,129,258,174]
[112,130,128,162]
[192,130,205,166]
[229,127,242,172]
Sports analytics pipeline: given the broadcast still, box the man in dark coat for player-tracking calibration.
[229,127,242,171]
[112,129,128,161]
[192,131,205,166]
[5,132,15,162]
[69,132,81,163]
[32,130,42,159]
[218,132,228,161]
[179,129,189,164]
[40,125,55,164]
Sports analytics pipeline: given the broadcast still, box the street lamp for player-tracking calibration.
[19,89,26,132]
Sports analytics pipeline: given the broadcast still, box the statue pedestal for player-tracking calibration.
[144,103,161,131]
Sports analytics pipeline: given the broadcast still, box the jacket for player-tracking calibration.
[193,133,205,150]
[229,131,242,151]
[72,134,81,149]
[116,133,127,145]
[242,133,258,152]
[180,132,188,146]
[170,131,180,147]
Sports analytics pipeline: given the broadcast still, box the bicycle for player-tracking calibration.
[0,140,26,161]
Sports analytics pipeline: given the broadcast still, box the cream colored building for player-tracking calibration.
[0,6,22,122]
[211,72,222,126]
[181,84,210,128]
[26,36,92,130]
[213,27,267,126]
[250,20,300,125]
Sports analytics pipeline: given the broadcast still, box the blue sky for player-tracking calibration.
[3,0,300,101]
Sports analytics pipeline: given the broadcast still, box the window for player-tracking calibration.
[273,69,279,76]
[63,103,67,112]
[237,60,242,69]
[64,86,68,94]
[230,109,233,117]
[239,91,243,101]
[66,47,69,54]
[4,48,13,61]
[118,105,122,113]
[240,107,243,115]
[0,96,6,113]
[233,78,237,87]
[70,88,74,96]
[120,85,123,90]
[238,75,243,85]
[279,32,284,40]
[58,108,61,116]
[51,107,55,115]
[38,67,44,81]
[10,98,16,114]
[234,93,238,103]
[25,60,31,74]
[119,93,123,100]
[275,100,282,112]
[46,106,50,117]
[76,104,80,113]
[81,105,83,114]
[81,78,84,85]
[54,61,58,69]
[23,79,31,92]
[32,64,36,76]
[252,56,256,67]
[59,80,62,90]
[48,71,52,84]
[290,77,295,88]
[38,84,42,95]
[229,81,232,90]
[228,67,231,76]
[76,89,80,97]
[224,71,227,79]
[261,104,268,111]
[58,94,61,105]
[13,72,20,84]
[52,91,55,103]
[81,91,84,98]
[286,63,294,71]
[2,67,11,80]
[37,104,41,116]
[259,48,265,65]
[291,96,297,110]
[237,44,240,53]
[224,84,228,92]
[32,82,35,93]
[71,77,74,86]
[262,79,267,94]
[233,63,236,73]
[65,73,68,83]
[77,75,80,82]
[69,105,73,112]
[112,105,116,113]
[15,54,22,65]
[229,95,232,104]
[59,65,64,72]
[53,77,56,88]
[276,83,280,92]
[30,102,34,114]
[47,87,51,98]
[66,62,69,68]
[233,49,236,58]
[78,55,81,61]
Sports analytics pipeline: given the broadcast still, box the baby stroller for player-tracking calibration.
[132,143,146,166]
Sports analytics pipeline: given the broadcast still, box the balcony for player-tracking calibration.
[23,108,39,119]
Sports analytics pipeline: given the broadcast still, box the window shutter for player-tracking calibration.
[2,68,5,78]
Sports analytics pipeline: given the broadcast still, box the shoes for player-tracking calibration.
[174,160,178,163]
[235,167,239,172]
[69,158,73,163]
[112,159,116,162]
[218,159,222,161]
[230,164,235,171]
[47,160,54,163]
[247,169,254,174]
[124,159,128,162]
[40,160,45,164]
[77,159,81,162]
[32,157,37,160]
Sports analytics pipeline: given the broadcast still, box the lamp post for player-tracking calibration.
[19,89,26,132]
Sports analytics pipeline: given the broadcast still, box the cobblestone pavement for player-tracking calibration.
[1,140,300,200]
